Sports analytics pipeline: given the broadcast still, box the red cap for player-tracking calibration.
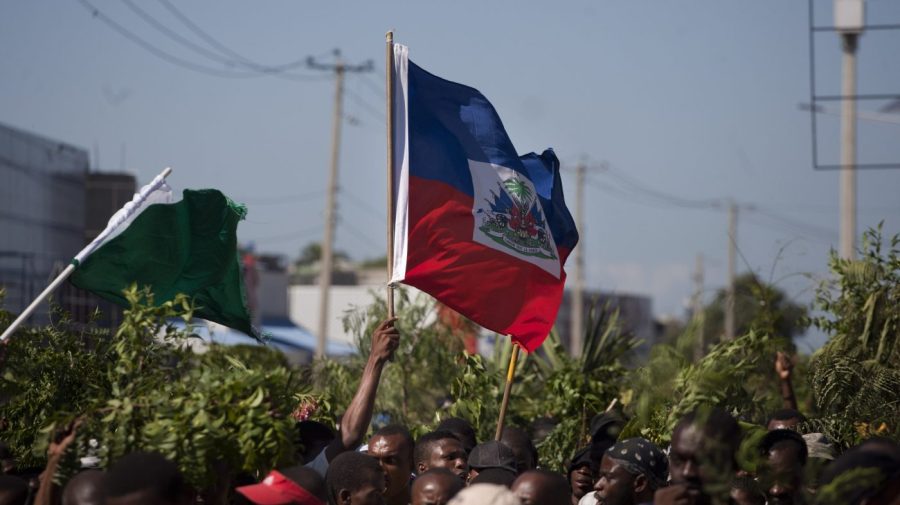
[236,471,324,505]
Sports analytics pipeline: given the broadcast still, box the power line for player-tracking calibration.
[154,0,327,81]
[78,0,265,78]
[78,0,329,81]
[345,86,385,121]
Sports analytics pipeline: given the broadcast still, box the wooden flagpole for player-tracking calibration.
[495,338,521,440]
[385,30,396,319]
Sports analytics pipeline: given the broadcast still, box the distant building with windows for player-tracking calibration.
[0,122,89,324]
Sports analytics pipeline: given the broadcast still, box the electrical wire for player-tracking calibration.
[78,0,266,78]
[78,0,328,81]
[154,0,329,81]
[236,189,326,206]
[345,88,385,123]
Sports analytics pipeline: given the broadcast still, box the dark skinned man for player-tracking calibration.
[411,469,464,505]
[414,431,467,481]
[594,438,668,505]
[758,430,808,505]
[655,408,741,505]
[367,425,414,505]
[511,469,571,505]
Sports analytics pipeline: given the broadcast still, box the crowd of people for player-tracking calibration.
[1,319,898,505]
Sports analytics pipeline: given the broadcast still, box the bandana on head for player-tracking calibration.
[605,438,668,488]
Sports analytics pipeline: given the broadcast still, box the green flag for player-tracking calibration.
[71,188,257,338]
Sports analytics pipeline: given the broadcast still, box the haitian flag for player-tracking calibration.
[389,44,578,352]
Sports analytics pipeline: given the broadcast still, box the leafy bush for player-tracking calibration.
[0,285,304,493]
[807,226,900,447]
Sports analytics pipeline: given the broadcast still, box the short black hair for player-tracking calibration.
[767,409,806,424]
[0,475,28,505]
[436,418,477,452]
[105,452,186,503]
[280,464,327,503]
[414,430,460,468]
[62,469,106,505]
[675,408,742,448]
[413,468,465,497]
[296,421,336,462]
[500,426,538,473]
[759,429,808,466]
[471,468,517,488]
[373,425,414,448]
[325,451,382,505]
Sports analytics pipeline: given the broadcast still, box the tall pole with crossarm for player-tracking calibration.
[308,51,373,358]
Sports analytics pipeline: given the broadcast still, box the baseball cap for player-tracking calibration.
[236,470,324,505]
[468,441,518,473]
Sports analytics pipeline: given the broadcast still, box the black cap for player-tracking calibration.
[567,446,594,476]
[589,412,624,442]
[468,441,517,473]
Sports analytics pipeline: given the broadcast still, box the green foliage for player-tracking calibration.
[701,272,807,350]
[0,285,303,493]
[310,287,466,436]
[807,226,900,447]
[622,329,779,446]
[0,304,114,468]
[521,307,638,472]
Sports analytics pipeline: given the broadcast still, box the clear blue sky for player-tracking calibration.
[3,0,899,350]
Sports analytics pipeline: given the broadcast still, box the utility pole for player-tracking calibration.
[835,0,864,259]
[570,162,586,357]
[692,253,705,360]
[308,51,373,358]
[725,200,737,341]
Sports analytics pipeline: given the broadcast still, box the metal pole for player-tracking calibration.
[725,201,737,341]
[495,341,520,441]
[316,58,345,358]
[569,163,585,357]
[840,33,858,260]
[385,31,396,319]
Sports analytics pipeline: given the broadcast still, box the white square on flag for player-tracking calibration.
[469,159,561,279]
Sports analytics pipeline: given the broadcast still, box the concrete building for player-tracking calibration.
[0,122,89,323]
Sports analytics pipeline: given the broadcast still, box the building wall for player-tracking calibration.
[0,123,88,323]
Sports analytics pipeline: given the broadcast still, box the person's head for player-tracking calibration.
[594,438,668,505]
[446,484,519,505]
[589,412,625,459]
[730,476,765,505]
[367,425,414,502]
[767,409,806,432]
[567,446,596,501]
[414,431,467,480]
[436,419,477,455]
[499,426,538,474]
[296,421,337,464]
[62,470,106,505]
[104,452,192,505]
[410,468,464,505]
[236,466,326,505]
[470,468,517,488]
[530,417,557,445]
[758,430,808,505]
[0,476,28,505]
[467,441,517,483]
[669,408,742,505]
[511,469,570,505]
[817,446,900,505]
[325,451,385,505]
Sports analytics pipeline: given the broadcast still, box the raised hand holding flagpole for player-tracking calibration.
[0,167,174,342]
